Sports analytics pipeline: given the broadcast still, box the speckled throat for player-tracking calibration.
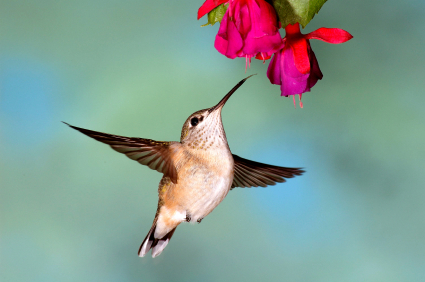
[185,111,228,151]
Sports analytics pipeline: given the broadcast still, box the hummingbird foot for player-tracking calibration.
[185,214,191,222]
[197,218,203,224]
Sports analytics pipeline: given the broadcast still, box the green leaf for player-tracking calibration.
[269,0,327,28]
[201,3,229,27]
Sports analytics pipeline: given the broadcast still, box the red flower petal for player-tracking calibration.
[266,49,282,85]
[214,12,243,59]
[255,52,272,60]
[198,0,228,20]
[257,0,278,35]
[289,38,310,74]
[284,23,301,36]
[305,28,353,44]
[233,0,252,36]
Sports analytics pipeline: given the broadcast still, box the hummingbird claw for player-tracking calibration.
[185,215,191,222]
[197,218,203,223]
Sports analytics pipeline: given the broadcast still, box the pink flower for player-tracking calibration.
[198,0,283,64]
[267,23,353,107]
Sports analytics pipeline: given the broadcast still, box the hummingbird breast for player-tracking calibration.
[160,142,234,224]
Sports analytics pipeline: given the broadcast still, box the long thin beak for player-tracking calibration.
[208,74,255,113]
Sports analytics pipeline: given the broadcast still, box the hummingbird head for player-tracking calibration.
[180,75,254,148]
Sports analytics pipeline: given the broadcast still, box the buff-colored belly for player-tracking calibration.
[169,164,233,221]
[155,146,234,239]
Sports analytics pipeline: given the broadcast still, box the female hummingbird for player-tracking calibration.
[65,76,304,257]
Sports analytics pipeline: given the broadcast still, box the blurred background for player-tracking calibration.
[1,0,424,281]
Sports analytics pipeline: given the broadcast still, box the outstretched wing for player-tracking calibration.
[64,122,179,183]
[231,154,304,189]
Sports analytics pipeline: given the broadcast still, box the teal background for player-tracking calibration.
[1,1,424,281]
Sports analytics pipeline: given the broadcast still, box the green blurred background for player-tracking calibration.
[1,0,424,281]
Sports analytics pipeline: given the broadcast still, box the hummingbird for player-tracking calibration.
[64,76,304,258]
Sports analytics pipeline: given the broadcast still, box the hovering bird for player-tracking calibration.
[65,76,304,257]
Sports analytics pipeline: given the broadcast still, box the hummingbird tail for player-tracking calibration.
[138,223,177,258]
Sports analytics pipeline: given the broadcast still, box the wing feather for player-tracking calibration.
[65,123,179,183]
[231,154,304,189]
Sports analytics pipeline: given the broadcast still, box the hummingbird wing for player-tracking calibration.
[231,155,304,189]
[64,123,179,183]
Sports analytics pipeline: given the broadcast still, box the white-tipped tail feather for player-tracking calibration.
[138,223,177,258]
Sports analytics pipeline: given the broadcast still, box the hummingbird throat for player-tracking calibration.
[186,114,227,151]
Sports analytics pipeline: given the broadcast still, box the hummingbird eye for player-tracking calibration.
[190,117,199,127]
